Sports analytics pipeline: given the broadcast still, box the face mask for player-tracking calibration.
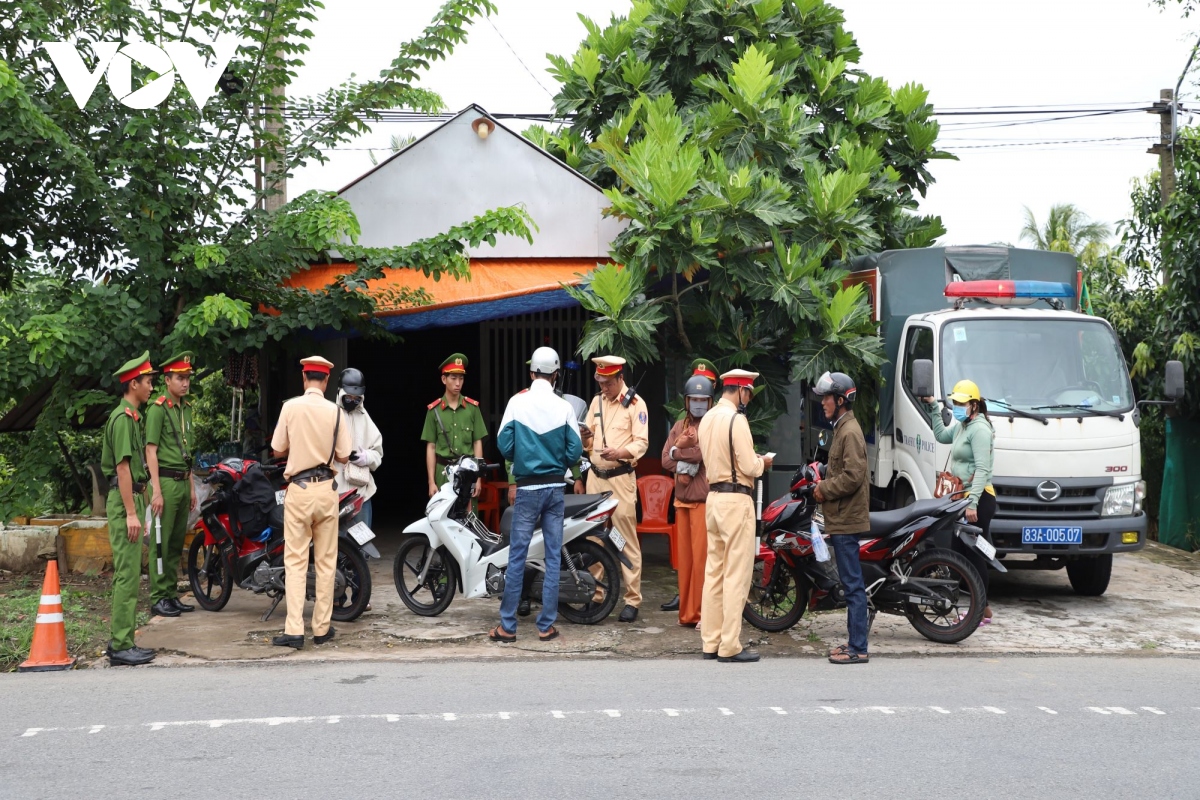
[952,405,969,422]
[341,395,362,412]
[687,400,710,418]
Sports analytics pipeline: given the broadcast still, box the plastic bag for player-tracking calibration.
[810,519,830,562]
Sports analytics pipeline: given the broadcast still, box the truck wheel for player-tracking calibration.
[893,481,915,509]
[1066,554,1112,596]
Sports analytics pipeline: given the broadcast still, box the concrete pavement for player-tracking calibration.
[126,532,1200,666]
[5,657,1200,798]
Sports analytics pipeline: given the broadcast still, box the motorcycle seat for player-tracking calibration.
[499,493,610,537]
[866,499,948,538]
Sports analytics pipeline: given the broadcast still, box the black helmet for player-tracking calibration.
[684,375,714,398]
[340,367,366,396]
[811,370,856,403]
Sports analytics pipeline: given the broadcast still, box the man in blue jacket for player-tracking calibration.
[490,346,583,643]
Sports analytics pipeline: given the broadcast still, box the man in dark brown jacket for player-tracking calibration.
[812,371,870,664]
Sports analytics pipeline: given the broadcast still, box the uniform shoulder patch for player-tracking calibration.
[123,407,139,422]
[154,396,167,406]
[427,399,442,411]
[464,396,479,406]
[629,396,639,406]
[638,411,647,425]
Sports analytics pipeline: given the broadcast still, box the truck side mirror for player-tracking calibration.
[912,359,935,399]
[1165,360,1185,401]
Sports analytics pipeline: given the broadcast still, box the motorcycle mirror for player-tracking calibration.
[817,429,831,449]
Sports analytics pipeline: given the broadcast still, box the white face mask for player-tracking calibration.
[687,399,711,418]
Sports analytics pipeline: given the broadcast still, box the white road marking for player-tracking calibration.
[818,707,841,715]
[983,707,1006,715]
[21,729,43,738]
[1086,707,1112,715]
[929,706,951,714]
[88,725,105,734]
[663,709,680,717]
[769,707,788,715]
[1141,707,1165,715]
[385,715,401,722]
[551,710,566,719]
[602,709,621,718]
[327,716,341,724]
[1105,707,1136,715]
[719,707,734,716]
[867,707,896,715]
[442,713,457,721]
[498,712,512,720]
[1038,707,1058,715]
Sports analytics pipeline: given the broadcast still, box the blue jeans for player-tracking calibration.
[831,534,869,655]
[358,498,373,529]
[500,487,565,634]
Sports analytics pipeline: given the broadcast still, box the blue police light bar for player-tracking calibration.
[945,280,1074,306]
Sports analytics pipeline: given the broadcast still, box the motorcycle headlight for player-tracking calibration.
[1102,482,1144,517]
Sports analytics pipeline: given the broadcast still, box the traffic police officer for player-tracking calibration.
[697,369,773,663]
[270,356,353,649]
[581,355,648,623]
[421,353,487,498]
[101,352,158,666]
[145,351,197,618]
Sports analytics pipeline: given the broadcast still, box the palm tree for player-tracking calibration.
[1019,203,1112,266]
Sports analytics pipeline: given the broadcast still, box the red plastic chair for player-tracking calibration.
[636,475,677,569]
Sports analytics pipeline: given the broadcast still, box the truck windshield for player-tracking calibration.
[940,318,1133,414]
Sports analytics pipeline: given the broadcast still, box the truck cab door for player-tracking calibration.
[893,323,939,502]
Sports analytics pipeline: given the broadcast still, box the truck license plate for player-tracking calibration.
[1022,526,1082,545]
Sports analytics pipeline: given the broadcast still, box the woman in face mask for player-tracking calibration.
[660,360,717,628]
[921,379,996,624]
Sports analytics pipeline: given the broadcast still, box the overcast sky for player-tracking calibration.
[289,0,1196,247]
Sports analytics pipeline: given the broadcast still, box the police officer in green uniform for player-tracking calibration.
[145,351,197,618]
[101,352,157,666]
[421,353,487,498]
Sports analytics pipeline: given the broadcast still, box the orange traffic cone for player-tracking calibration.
[18,559,76,672]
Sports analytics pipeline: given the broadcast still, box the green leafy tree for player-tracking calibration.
[530,0,951,428]
[0,0,532,515]
[1019,203,1112,268]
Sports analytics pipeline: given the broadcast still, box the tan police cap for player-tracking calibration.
[300,355,335,375]
[592,355,626,377]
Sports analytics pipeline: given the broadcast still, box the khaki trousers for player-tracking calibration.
[587,470,641,607]
[701,493,755,658]
[283,480,338,637]
[675,503,707,626]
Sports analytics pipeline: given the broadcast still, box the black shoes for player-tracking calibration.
[618,605,639,623]
[701,651,718,660]
[170,598,194,613]
[660,595,680,611]
[314,627,336,645]
[518,599,531,617]
[108,647,154,666]
[718,649,761,663]
[272,634,304,649]
[150,599,180,618]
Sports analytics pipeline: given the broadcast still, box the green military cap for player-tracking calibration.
[689,358,717,381]
[161,351,196,374]
[440,353,468,375]
[114,351,157,382]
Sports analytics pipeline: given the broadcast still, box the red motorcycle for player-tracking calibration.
[186,457,377,622]
[743,463,1002,644]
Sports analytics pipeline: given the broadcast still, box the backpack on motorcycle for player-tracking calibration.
[233,462,279,541]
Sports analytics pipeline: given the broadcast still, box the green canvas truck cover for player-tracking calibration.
[849,245,1079,436]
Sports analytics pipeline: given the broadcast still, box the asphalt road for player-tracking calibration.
[4,656,1200,799]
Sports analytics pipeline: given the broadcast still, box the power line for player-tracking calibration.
[486,17,557,101]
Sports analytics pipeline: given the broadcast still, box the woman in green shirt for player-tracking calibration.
[922,379,997,625]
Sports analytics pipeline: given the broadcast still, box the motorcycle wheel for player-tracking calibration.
[743,558,809,632]
[186,535,233,611]
[328,539,372,622]
[905,548,986,644]
[557,537,623,625]
[393,536,457,616]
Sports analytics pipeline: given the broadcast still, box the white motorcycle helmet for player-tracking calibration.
[530,346,561,376]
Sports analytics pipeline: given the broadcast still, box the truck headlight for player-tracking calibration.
[1102,482,1145,517]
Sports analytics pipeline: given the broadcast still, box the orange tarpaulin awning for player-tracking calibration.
[286,258,605,331]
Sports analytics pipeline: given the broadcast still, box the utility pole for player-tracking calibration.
[1148,88,1176,204]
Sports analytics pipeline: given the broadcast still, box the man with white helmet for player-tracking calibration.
[490,347,583,643]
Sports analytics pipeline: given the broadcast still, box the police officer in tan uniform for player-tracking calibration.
[270,356,352,649]
[581,355,648,623]
[697,369,773,663]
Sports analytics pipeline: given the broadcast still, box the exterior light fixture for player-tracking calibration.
[472,117,495,140]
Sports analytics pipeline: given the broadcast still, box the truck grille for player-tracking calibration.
[993,480,1108,520]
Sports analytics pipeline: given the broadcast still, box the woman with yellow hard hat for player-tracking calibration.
[921,379,997,625]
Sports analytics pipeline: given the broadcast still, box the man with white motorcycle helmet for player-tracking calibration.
[333,368,383,528]
[811,370,871,665]
[491,346,584,643]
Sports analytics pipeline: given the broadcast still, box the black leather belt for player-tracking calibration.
[290,466,335,489]
[436,455,457,465]
[710,482,753,497]
[107,479,147,494]
[591,463,634,480]
[159,468,190,480]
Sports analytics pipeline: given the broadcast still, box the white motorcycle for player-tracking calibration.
[394,456,629,624]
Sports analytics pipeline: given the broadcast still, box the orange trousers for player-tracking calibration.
[675,503,707,625]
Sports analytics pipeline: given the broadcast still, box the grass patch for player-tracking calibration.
[1,572,151,671]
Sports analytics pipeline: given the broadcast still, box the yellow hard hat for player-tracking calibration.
[948,379,981,404]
